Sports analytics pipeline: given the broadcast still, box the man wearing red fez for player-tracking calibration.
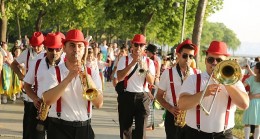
[10,31,46,139]
[178,41,249,138]
[23,33,64,138]
[156,39,200,139]
[116,34,155,139]
[42,29,103,139]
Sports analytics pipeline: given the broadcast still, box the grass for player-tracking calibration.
[233,109,244,139]
[197,56,244,139]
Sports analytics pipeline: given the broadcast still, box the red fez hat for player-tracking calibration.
[131,34,146,44]
[206,41,230,56]
[44,33,63,48]
[176,39,198,56]
[63,29,88,46]
[29,32,44,47]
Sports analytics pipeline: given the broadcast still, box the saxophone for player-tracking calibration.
[36,55,56,131]
[174,67,190,128]
[36,96,50,131]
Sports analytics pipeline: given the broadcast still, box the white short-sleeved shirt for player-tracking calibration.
[86,59,99,70]
[23,56,64,98]
[16,48,46,102]
[40,63,102,121]
[97,60,107,72]
[158,66,199,106]
[117,54,155,93]
[179,71,246,133]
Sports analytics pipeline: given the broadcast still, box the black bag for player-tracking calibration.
[115,80,125,93]
[115,64,138,94]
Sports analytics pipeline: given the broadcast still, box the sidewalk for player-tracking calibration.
[0,82,166,139]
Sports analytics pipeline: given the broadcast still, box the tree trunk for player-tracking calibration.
[35,10,46,31]
[16,13,21,40]
[192,0,208,68]
[0,0,7,42]
[140,12,154,35]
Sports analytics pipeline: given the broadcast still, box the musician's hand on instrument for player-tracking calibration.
[205,84,221,97]
[33,98,42,110]
[67,66,80,81]
[169,106,180,117]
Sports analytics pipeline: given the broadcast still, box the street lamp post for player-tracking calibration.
[174,0,188,43]
[181,0,188,43]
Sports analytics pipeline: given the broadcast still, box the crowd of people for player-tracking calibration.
[0,30,259,139]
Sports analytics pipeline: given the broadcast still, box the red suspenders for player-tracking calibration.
[54,65,92,118]
[34,59,42,94]
[195,74,231,131]
[169,68,177,106]
[26,49,30,73]
[169,68,198,106]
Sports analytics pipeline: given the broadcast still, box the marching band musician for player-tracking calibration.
[23,33,65,138]
[10,32,46,139]
[117,34,155,139]
[41,29,103,139]
[178,41,249,139]
[156,39,199,139]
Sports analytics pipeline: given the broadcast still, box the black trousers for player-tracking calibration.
[184,126,233,139]
[165,110,187,139]
[118,92,150,139]
[23,101,43,139]
[47,118,94,139]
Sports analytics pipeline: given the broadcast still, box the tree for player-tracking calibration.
[0,0,7,42]
[192,0,208,66]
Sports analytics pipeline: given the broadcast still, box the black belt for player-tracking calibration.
[49,117,90,127]
[186,126,232,136]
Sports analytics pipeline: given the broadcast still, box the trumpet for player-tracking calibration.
[199,60,242,115]
[138,55,147,76]
[76,54,99,101]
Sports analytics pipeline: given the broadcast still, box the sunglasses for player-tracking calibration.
[206,57,223,64]
[182,53,194,59]
[134,43,145,47]
[47,48,62,52]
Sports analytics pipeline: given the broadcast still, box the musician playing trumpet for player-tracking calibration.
[156,39,199,139]
[117,34,155,139]
[41,29,103,139]
[178,41,249,139]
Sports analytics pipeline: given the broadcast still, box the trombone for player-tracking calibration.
[199,60,242,115]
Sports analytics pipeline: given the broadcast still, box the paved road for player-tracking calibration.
[0,82,166,139]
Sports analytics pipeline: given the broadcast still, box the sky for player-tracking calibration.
[208,0,260,43]
[208,0,260,57]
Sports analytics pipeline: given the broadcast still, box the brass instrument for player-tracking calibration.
[76,54,99,101]
[36,55,56,131]
[36,97,50,131]
[199,60,242,115]
[50,55,56,66]
[175,67,190,127]
[138,56,147,76]
[175,110,187,127]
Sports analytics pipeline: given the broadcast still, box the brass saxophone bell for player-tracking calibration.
[175,110,187,127]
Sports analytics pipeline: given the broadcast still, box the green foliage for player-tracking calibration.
[201,21,241,54]
[2,0,239,50]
